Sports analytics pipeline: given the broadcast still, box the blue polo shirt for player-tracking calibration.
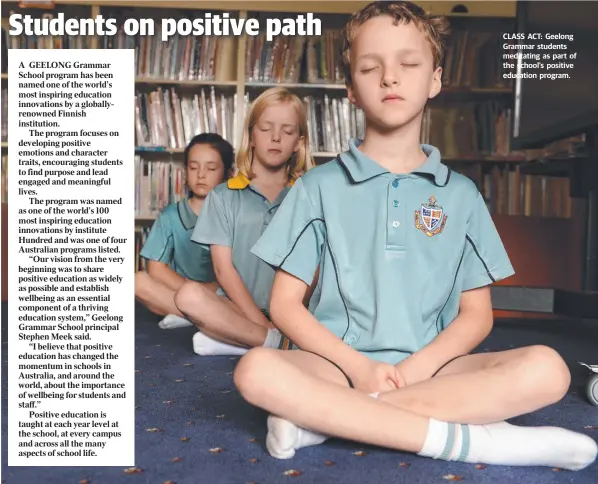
[140,199,216,282]
[191,174,293,312]
[252,138,515,365]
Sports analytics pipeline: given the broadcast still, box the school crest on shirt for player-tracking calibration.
[415,196,447,236]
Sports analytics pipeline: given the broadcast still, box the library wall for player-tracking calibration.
[0,0,587,313]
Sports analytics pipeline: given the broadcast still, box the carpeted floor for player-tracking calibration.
[2,302,598,484]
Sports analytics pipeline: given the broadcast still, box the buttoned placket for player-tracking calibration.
[387,176,406,251]
[248,185,288,231]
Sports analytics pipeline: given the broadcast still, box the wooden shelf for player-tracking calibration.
[443,155,526,164]
[135,215,157,222]
[519,157,588,177]
[0,142,7,148]
[441,86,512,95]
[0,73,7,80]
[135,147,184,154]
[135,147,340,157]
[135,77,237,87]
[133,147,527,164]
[314,154,527,163]
[246,81,346,91]
[242,83,511,96]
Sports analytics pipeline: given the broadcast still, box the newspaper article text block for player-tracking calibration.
[8,49,135,466]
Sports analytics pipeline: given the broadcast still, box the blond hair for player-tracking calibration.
[341,1,451,86]
[236,87,314,182]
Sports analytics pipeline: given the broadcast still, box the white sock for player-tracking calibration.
[263,328,292,349]
[265,392,381,459]
[263,328,281,348]
[192,331,248,356]
[158,314,193,329]
[419,418,598,471]
[266,415,329,459]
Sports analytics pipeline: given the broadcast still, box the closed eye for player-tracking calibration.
[360,67,377,73]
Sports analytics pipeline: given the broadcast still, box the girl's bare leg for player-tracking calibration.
[174,281,269,347]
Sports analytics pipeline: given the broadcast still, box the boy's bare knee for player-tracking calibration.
[174,281,202,314]
[234,347,277,403]
[519,345,571,401]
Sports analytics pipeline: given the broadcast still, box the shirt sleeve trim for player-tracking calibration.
[277,218,325,269]
[465,234,495,283]
[140,234,173,263]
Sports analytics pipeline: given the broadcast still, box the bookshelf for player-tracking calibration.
[1,0,590,311]
[1,64,5,301]
[0,0,532,221]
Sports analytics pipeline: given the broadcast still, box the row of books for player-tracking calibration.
[422,103,520,159]
[476,165,571,218]
[134,226,151,271]
[245,29,511,88]
[136,86,521,159]
[299,95,365,154]
[246,31,343,85]
[1,90,6,142]
[1,24,94,51]
[245,29,513,87]
[135,157,186,218]
[443,30,513,89]
[103,28,236,82]
[135,87,237,149]
[135,87,362,154]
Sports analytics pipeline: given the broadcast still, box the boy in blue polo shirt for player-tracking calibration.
[135,133,233,329]
[233,0,597,471]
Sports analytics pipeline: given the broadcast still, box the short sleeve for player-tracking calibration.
[191,190,232,250]
[140,213,174,264]
[251,179,326,286]
[462,193,515,291]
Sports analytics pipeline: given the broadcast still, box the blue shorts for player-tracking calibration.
[299,353,468,389]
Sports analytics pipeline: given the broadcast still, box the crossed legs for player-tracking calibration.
[234,345,597,469]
